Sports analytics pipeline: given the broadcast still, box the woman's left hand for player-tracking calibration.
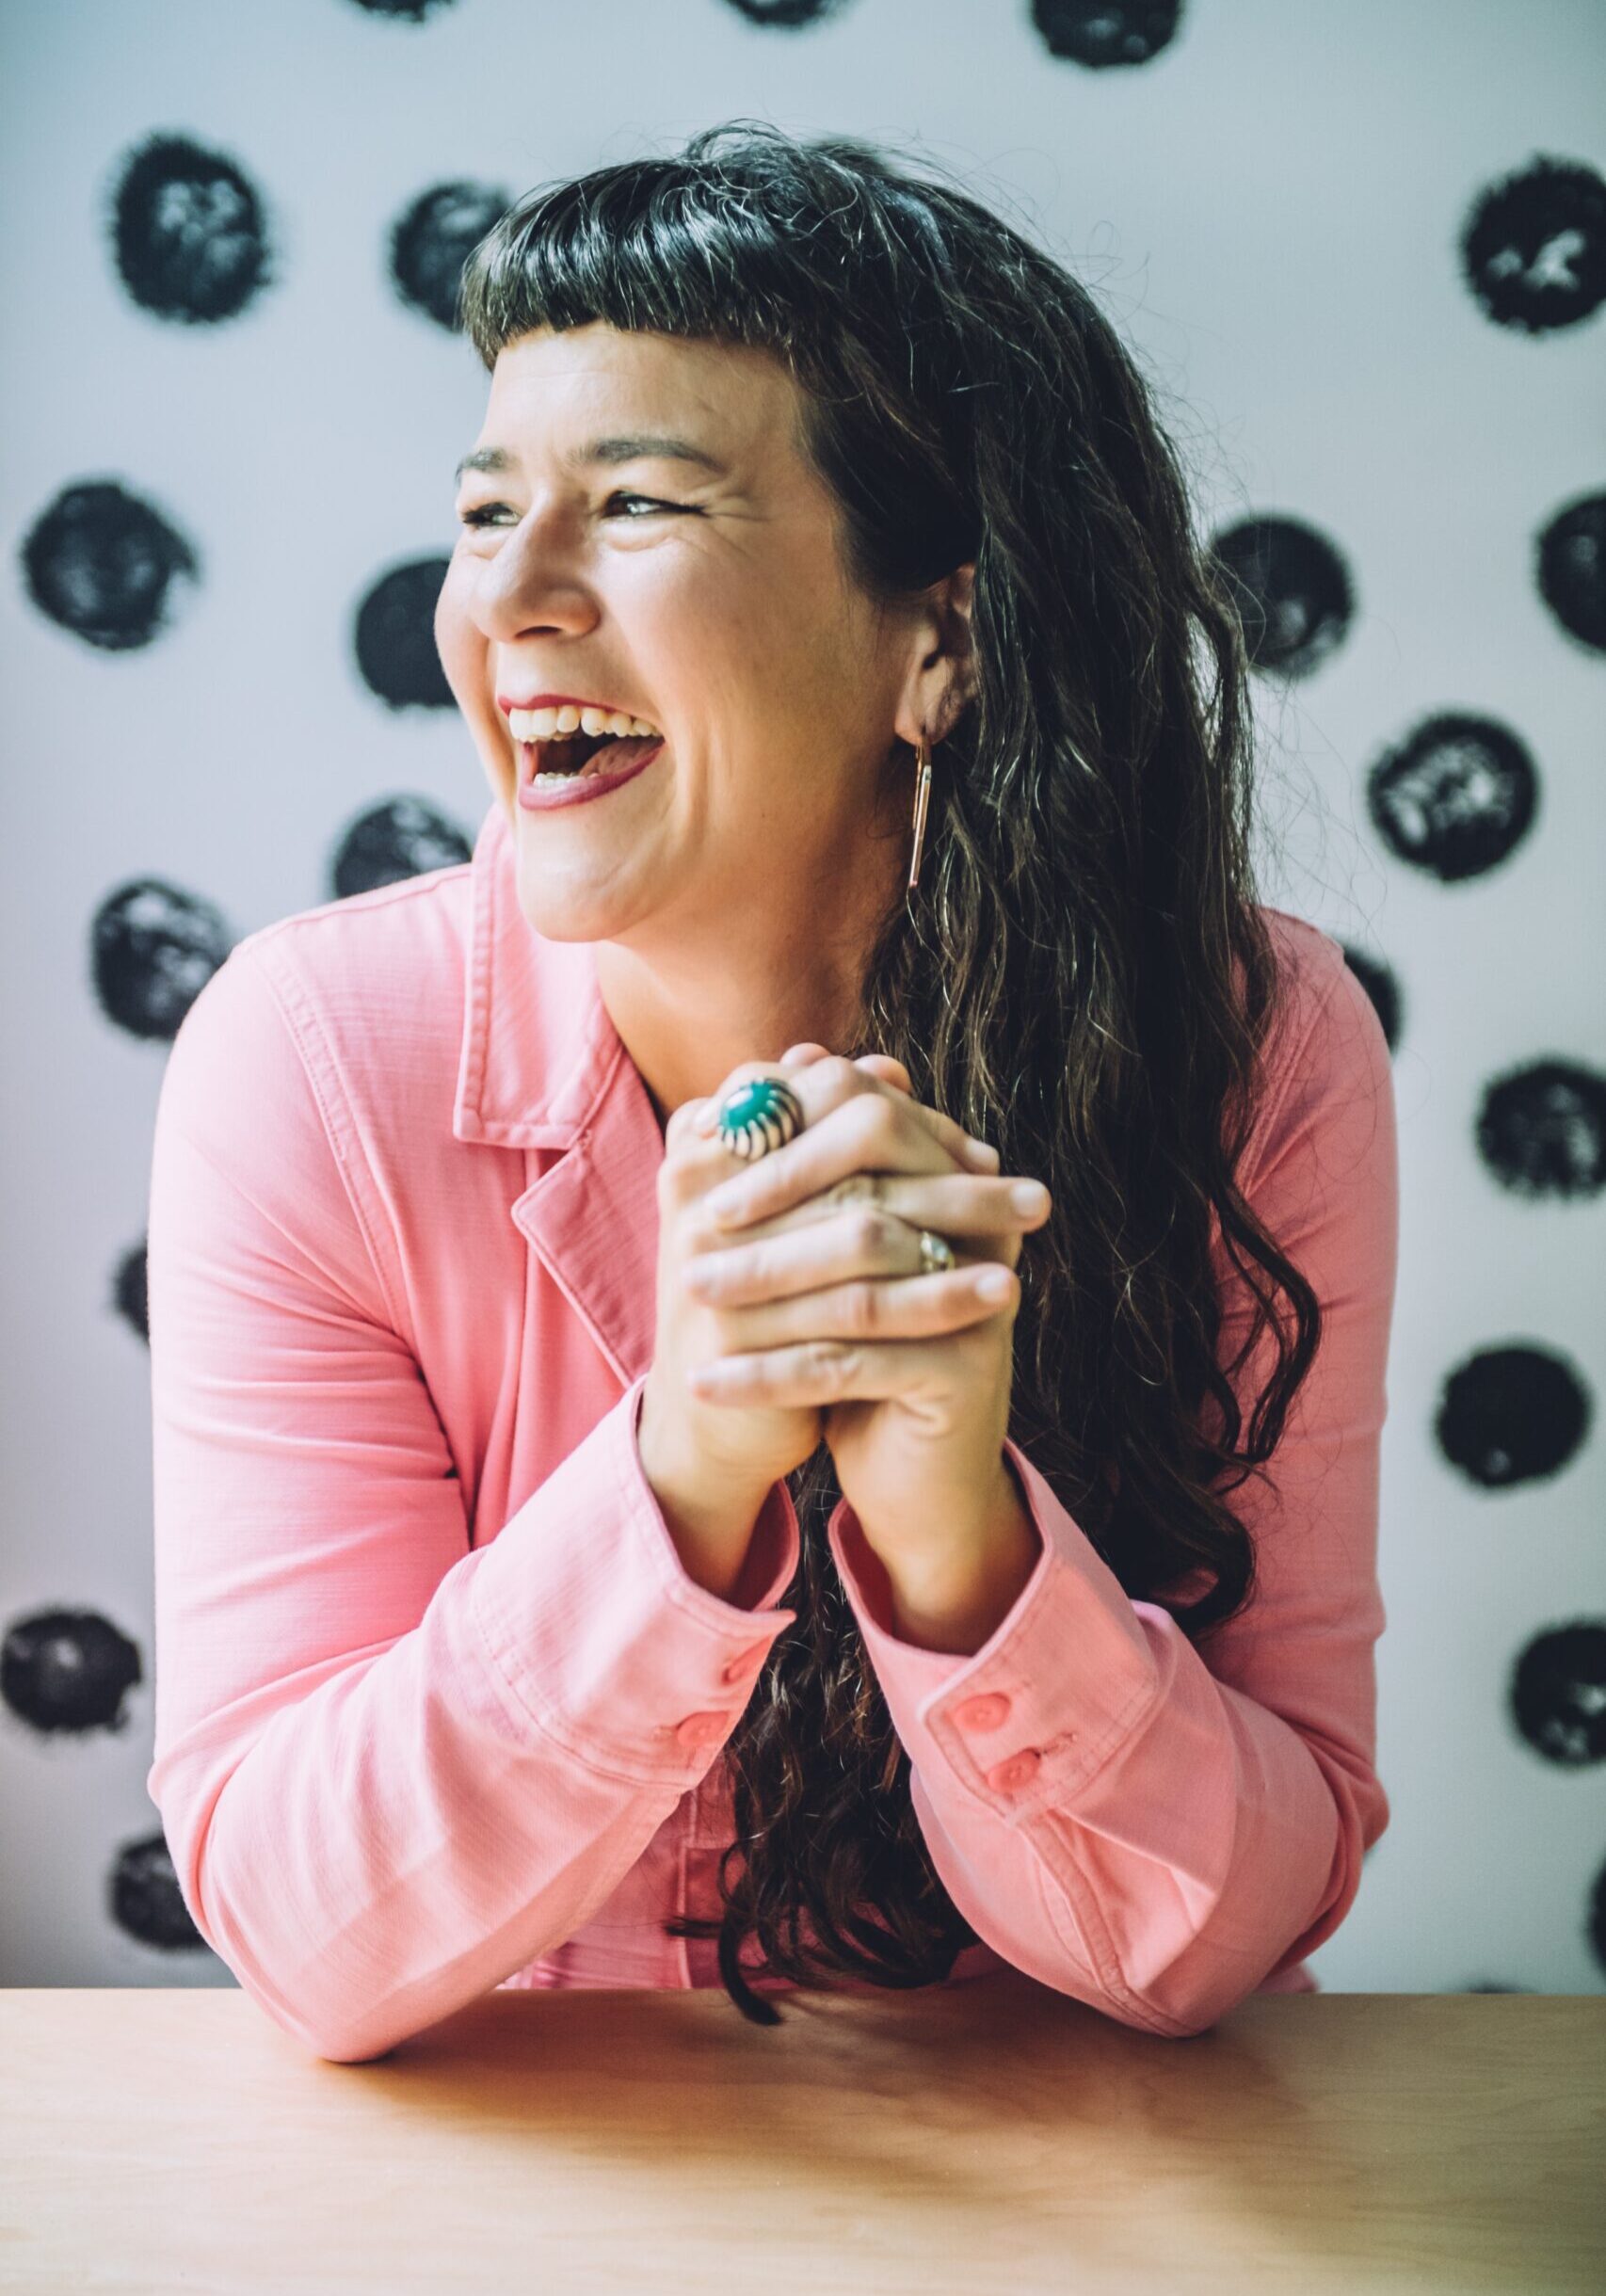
[683,1046,1052,1576]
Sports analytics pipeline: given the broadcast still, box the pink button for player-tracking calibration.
[983,1748,1042,1794]
[674,1710,731,1750]
[720,1640,770,1685]
[952,1692,1011,1731]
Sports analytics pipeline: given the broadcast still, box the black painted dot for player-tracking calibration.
[332,799,474,899]
[390,181,513,332]
[19,480,201,652]
[1206,516,1355,678]
[722,0,855,23]
[1338,945,1403,1056]
[107,133,274,326]
[1435,1342,1591,1488]
[110,1832,209,1953]
[1535,490,1606,654]
[350,0,459,16]
[354,557,455,707]
[1,1607,142,1736]
[92,879,233,1042]
[114,1241,149,1345]
[1032,0,1182,65]
[1459,154,1606,335]
[1476,1059,1606,1200]
[1509,1623,1606,1766]
[1364,712,1537,884]
[1589,1858,1606,1978]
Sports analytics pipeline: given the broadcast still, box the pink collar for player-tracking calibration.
[453,800,663,1386]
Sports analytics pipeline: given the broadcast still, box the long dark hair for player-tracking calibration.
[458,123,1321,2026]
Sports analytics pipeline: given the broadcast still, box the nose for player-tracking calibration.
[468,506,601,645]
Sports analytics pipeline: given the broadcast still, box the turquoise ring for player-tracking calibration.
[715,1075,805,1162]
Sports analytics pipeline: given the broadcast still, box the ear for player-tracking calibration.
[893,561,978,750]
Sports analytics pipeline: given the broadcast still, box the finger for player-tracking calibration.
[699,1260,1017,1353]
[696,1080,954,1232]
[811,1170,1050,1241]
[665,1094,717,1151]
[688,1052,991,1172]
[686,1204,939,1306]
[686,1180,1047,1303]
[687,1330,1004,1406]
[854,1053,913,1096]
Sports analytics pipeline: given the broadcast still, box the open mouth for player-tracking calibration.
[520,729,665,783]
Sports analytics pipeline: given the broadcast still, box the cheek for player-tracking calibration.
[433,555,490,702]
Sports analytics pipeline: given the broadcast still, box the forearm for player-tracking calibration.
[636,1403,774,1605]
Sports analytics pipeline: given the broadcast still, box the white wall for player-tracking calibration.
[1,0,1601,1993]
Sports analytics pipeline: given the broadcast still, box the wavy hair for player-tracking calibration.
[458,123,1321,2026]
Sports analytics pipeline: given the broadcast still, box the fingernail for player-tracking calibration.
[963,1137,1000,1170]
[976,1267,1014,1301]
[1011,1180,1050,1215]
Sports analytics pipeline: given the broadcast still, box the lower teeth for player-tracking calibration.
[527,734,657,791]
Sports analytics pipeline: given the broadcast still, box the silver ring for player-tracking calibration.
[917,1228,956,1275]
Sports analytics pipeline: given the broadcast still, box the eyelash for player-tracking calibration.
[458,491,684,528]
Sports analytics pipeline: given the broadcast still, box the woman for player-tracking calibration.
[145,125,1397,2060]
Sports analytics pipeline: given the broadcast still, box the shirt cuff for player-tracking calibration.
[467,1374,800,1785]
[825,1436,1162,1812]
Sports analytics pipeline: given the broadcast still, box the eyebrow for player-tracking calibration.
[453,434,728,485]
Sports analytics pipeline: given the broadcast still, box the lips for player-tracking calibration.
[496,691,650,722]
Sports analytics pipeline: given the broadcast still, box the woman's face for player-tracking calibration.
[436,323,927,949]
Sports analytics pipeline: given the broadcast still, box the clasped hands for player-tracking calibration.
[651,1041,1052,1580]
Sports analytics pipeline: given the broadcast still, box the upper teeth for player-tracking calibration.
[507,704,659,744]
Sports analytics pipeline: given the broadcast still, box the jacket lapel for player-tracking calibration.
[452,800,663,1389]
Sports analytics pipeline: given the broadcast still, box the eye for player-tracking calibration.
[605,492,686,518]
[456,492,687,528]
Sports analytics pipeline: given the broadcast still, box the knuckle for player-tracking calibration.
[862,1095,903,1149]
[659,1158,704,1214]
[852,1207,892,1257]
[808,1340,858,1393]
[828,1171,880,1210]
[664,1100,699,1148]
[818,1054,859,1095]
[841,1279,883,1336]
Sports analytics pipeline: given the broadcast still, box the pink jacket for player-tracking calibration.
[146,798,1397,2062]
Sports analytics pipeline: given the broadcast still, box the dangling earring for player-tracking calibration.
[907,734,933,893]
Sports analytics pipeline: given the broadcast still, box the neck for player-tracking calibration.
[594,834,907,1132]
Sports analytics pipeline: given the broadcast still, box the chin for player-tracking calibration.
[509,848,634,945]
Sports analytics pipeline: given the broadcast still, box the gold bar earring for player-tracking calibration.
[907,735,932,892]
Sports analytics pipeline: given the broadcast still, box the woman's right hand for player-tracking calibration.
[638,1050,831,1517]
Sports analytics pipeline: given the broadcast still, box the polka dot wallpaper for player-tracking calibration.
[1,0,1601,1995]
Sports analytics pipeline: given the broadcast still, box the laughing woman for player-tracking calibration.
[145,124,1398,2060]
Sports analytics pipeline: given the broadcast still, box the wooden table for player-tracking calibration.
[3,1975,1601,2292]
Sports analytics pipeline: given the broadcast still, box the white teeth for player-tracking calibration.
[506,703,659,744]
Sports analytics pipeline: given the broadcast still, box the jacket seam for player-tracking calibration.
[234,943,408,1341]
[1030,1821,1198,2039]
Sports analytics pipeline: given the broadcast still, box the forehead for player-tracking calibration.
[475,323,799,468]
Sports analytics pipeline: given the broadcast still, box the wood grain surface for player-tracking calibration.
[3,1973,1601,2292]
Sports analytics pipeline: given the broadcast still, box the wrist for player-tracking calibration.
[637,1386,776,1604]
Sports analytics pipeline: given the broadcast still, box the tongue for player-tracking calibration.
[575,732,661,779]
